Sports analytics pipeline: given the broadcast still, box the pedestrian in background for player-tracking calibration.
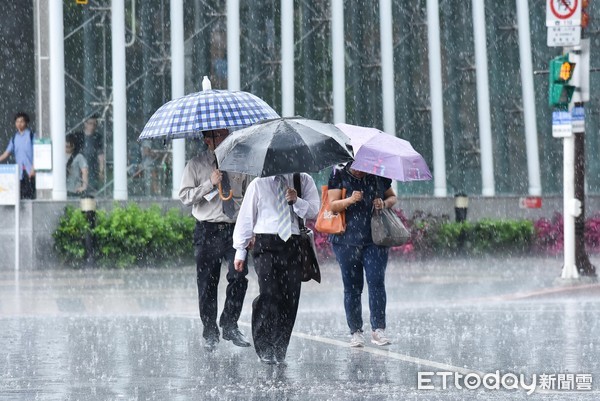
[179,129,252,351]
[326,162,397,347]
[81,115,105,194]
[0,112,36,199]
[65,133,88,198]
[233,173,319,365]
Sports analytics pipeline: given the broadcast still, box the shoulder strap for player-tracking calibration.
[11,131,34,149]
[293,173,306,229]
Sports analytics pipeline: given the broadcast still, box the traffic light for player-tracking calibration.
[549,54,575,109]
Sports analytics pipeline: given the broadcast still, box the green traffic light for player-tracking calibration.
[549,54,575,109]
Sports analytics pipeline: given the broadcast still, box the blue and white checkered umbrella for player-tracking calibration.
[138,77,279,141]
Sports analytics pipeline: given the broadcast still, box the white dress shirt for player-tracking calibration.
[233,173,320,261]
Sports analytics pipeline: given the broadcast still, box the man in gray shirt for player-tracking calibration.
[179,129,251,351]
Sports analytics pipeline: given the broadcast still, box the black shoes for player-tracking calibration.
[204,336,219,352]
[258,354,286,365]
[259,355,277,365]
[222,328,251,347]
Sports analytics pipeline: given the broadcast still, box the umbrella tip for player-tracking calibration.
[202,76,212,91]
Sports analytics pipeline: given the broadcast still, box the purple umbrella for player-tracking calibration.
[335,123,432,182]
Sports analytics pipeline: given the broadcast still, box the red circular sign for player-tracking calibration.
[550,0,579,20]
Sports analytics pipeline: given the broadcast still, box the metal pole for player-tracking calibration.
[281,0,294,116]
[15,166,19,271]
[574,116,595,276]
[516,0,542,196]
[331,0,345,124]
[49,0,67,200]
[83,6,97,116]
[379,0,395,136]
[170,0,185,199]
[472,0,495,196]
[426,0,447,197]
[111,0,128,200]
[561,133,579,279]
[227,0,240,90]
[35,0,45,138]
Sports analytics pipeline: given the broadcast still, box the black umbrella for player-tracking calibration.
[214,117,354,177]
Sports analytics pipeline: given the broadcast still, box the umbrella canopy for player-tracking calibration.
[335,123,432,182]
[215,117,354,177]
[138,77,279,141]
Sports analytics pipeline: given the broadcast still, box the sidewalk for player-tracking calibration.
[1,255,599,400]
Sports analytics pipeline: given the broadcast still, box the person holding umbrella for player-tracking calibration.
[232,172,320,365]
[179,128,252,351]
[326,162,398,348]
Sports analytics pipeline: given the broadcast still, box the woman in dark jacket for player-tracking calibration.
[327,162,397,347]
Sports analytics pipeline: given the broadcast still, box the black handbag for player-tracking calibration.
[294,173,321,283]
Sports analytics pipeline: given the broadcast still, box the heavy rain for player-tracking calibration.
[1,1,600,400]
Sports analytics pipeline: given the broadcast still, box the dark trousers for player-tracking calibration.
[20,174,36,200]
[332,243,389,333]
[194,221,248,340]
[251,234,303,361]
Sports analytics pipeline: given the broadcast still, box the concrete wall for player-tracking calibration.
[2,196,599,270]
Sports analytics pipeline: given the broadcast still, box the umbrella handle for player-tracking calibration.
[218,183,233,200]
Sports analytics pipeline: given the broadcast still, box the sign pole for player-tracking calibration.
[561,132,578,279]
[0,165,19,270]
[546,0,596,279]
[574,109,595,276]
[15,167,19,271]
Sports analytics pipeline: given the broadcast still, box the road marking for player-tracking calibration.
[237,321,480,375]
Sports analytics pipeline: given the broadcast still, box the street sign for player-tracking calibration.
[546,0,582,26]
[33,138,52,171]
[547,25,581,47]
[572,106,585,132]
[519,196,542,209]
[552,110,573,137]
[0,164,18,205]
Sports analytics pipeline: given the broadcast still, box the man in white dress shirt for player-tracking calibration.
[233,173,320,364]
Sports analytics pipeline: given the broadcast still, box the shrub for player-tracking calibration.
[532,213,563,254]
[53,204,195,268]
[311,211,539,259]
[53,205,90,264]
[444,219,534,255]
[54,205,600,267]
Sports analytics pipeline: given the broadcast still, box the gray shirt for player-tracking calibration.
[178,150,250,223]
[66,153,88,193]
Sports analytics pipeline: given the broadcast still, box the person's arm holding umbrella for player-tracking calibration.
[286,173,320,220]
[178,157,222,206]
[329,189,363,213]
[328,165,364,213]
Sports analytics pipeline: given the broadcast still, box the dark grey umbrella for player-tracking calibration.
[214,117,353,177]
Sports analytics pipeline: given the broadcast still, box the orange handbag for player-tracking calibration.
[315,185,346,234]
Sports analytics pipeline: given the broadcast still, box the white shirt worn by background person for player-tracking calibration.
[233,173,320,261]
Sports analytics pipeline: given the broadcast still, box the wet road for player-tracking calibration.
[1,256,599,400]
